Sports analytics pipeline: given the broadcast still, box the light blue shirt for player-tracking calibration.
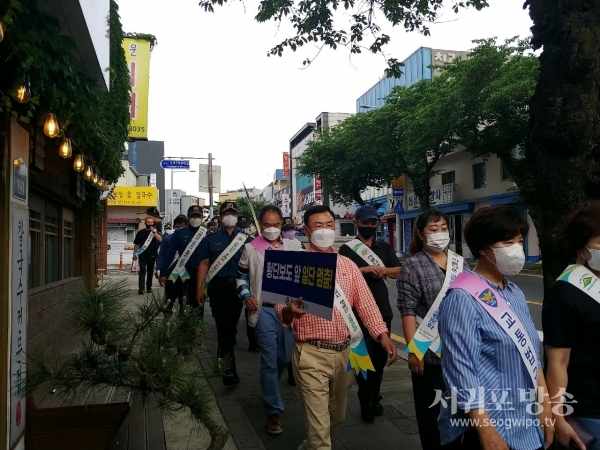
[438,270,544,450]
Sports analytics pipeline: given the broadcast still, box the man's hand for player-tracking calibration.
[282,298,305,324]
[379,333,398,365]
[408,353,425,375]
[196,290,205,305]
[477,425,509,450]
[245,297,259,311]
[159,276,166,287]
[553,417,585,450]
[360,266,384,278]
[132,254,138,261]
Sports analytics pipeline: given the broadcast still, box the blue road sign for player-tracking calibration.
[160,159,190,170]
[394,202,404,214]
[392,188,405,197]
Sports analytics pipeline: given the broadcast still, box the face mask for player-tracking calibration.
[358,226,377,239]
[166,229,174,235]
[222,215,237,228]
[584,247,600,271]
[146,224,153,229]
[282,229,296,240]
[262,227,281,241]
[424,232,450,252]
[309,229,336,250]
[489,243,525,276]
[189,217,202,228]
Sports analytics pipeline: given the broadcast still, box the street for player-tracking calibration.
[386,272,545,351]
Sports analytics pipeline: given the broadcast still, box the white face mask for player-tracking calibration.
[424,232,450,252]
[262,227,281,241]
[584,247,600,271]
[166,229,175,235]
[282,229,296,240]
[489,243,525,276]
[189,217,202,228]
[222,215,237,228]
[309,228,336,250]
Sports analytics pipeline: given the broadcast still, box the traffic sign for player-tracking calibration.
[392,188,404,198]
[160,159,190,170]
[394,202,404,214]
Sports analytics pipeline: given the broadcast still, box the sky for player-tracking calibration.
[117,0,534,203]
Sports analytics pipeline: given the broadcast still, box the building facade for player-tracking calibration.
[126,140,165,211]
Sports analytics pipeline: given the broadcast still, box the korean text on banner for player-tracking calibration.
[283,152,290,177]
[107,186,158,207]
[261,250,337,321]
[123,38,151,139]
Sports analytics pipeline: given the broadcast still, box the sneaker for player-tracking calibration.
[138,290,144,295]
[360,402,375,423]
[267,414,283,435]
[373,402,384,416]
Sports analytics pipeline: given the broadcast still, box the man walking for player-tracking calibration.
[196,201,251,385]
[133,215,162,295]
[158,206,206,317]
[237,205,302,435]
[278,205,398,450]
[156,214,188,315]
[339,205,400,422]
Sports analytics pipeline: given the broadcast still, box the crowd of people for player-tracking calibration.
[131,201,600,450]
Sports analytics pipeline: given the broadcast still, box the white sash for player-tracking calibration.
[168,227,207,282]
[205,232,248,284]
[333,283,375,377]
[346,239,385,267]
[136,231,154,256]
[557,264,600,304]
[407,251,463,360]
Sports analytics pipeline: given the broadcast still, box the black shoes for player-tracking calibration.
[360,401,375,423]
[373,402,384,416]
[138,289,144,295]
[223,374,240,386]
[146,287,153,293]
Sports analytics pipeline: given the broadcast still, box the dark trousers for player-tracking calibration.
[165,267,204,317]
[356,317,392,406]
[165,278,184,313]
[245,309,259,349]
[412,363,445,450]
[208,278,243,375]
[138,257,156,291]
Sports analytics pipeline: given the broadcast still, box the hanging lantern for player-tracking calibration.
[59,137,72,159]
[92,172,98,185]
[73,154,84,172]
[43,113,60,138]
[0,22,4,44]
[84,165,93,181]
[13,76,31,104]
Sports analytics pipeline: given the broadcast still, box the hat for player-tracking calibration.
[164,224,172,230]
[144,207,162,222]
[355,206,379,222]
[282,217,295,231]
[187,205,203,217]
[220,201,238,214]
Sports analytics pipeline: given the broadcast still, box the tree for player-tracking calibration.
[25,279,230,450]
[200,0,600,288]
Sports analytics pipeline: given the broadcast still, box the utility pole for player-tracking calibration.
[208,152,214,218]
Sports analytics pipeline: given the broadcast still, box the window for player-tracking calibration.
[442,170,455,185]
[29,210,42,289]
[501,161,511,181]
[63,220,74,278]
[473,162,486,189]
[340,222,355,237]
[45,215,59,284]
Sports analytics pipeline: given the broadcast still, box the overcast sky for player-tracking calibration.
[117,0,533,203]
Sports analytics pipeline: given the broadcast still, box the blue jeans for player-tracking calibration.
[576,417,600,450]
[254,306,293,416]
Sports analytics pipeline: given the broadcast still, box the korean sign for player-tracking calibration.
[283,152,290,178]
[407,183,454,211]
[11,206,28,445]
[123,38,151,139]
[107,186,158,207]
[262,250,337,321]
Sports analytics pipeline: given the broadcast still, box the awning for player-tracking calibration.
[399,202,474,219]
[108,218,139,224]
[380,213,396,222]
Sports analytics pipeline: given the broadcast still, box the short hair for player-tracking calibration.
[259,205,283,222]
[304,205,335,226]
[409,209,449,256]
[562,203,600,256]
[173,214,187,225]
[465,205,529,259]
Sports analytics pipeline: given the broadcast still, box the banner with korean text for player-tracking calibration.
[123,38,151,139]
[261,250,337,321]
[283,152,290,177]
[107,186,158,207]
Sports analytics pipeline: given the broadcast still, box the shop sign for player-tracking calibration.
[407,183,454,211]
[107,186,158,207]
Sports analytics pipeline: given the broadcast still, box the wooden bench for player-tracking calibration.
[25,278,165,450]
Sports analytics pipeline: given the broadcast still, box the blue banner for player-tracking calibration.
[261,250,337,321]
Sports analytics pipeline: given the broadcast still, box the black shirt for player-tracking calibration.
[542,279,600,418]
[339,239,400,320]
[133,228,159,259]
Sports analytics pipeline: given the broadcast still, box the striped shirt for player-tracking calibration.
[276,250,388,344]
[438,270,543,450]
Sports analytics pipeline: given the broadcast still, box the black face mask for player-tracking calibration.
[358,226,377,239]
[146,223,153,230]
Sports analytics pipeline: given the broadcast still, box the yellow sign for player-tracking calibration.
[107,186,158,207]
[392,174,405,189]
[123,38,151,139]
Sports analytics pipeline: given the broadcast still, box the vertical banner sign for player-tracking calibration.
[10,207,27,446]
[281,194,291,217]
[283,152,290,178]
[123,38,151,139]
[314,175,322,202]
